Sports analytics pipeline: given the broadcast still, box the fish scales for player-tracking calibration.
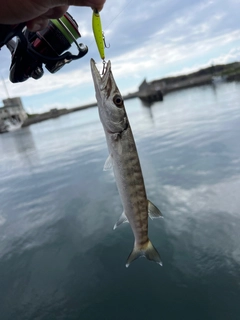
[109,127,148,245]
[90,59,163,267]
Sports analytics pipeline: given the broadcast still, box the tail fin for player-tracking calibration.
[125,240,162,268]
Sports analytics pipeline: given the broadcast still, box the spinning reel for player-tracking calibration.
[0,12,88,83]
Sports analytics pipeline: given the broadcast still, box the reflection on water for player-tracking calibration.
[0,82,240,320]
[140,101,156,124]
[12,127,38,169]
[13,127,36,154]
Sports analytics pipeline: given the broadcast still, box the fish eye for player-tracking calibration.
[113,95,123,107]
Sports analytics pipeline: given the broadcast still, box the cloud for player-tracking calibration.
[0,62,92,97]
[0,214,6,226]
[0,0,239,112]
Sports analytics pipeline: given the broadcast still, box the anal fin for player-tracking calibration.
[113,211,129,230]
[103,155,112,171]
[148,200,163,219]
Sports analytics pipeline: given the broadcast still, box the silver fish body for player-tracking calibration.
[90,59,163,267]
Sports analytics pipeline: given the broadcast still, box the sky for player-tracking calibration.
[0,0,240,114]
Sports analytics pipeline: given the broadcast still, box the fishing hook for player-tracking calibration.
[102,32,110,48]
[102,59,107,75]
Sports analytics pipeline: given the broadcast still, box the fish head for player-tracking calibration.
[90,59,127,134]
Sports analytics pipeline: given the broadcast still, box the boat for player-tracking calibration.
[0,120,8,133]
[0,97,27,133]
[137,79,163,104]
[0,118,23,133]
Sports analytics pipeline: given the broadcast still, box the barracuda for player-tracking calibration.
[90,59,163,267]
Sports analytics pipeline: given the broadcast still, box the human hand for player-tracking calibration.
[0,0,106,31]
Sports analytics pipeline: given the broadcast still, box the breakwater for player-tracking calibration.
[22,61,240,127]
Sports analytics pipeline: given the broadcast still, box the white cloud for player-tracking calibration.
[209,47,240,65]
[0,214,6,226]
[0,64,93,99]
[0,0,239,112]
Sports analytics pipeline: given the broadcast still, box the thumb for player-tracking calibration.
[26,5,68,31]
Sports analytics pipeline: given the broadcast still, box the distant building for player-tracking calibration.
[138,79,163,103]
[0,97,28,123]
[138,79,150,93]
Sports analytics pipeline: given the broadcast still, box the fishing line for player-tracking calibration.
[104,0,134,29]
[88,0,134,50]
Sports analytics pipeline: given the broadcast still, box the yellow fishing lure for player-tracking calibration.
[92,9,105,60]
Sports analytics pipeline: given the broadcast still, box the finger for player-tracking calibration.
[26,5,68,31]
[26,18,49,31]
[61,0,105,11]
[83,0,105,11]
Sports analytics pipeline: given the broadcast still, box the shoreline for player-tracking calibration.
[22,61,240,128]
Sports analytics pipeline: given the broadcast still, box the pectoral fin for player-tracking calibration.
[126,240,162,268]
[111,133,122,155]
[113,211,129,230]
[103,155,112,171]
[148,200,163,219]
[116,139,122,155]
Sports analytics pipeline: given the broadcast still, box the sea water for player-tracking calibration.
[0,82,240,320]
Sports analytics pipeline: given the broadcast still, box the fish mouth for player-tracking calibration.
[90,58,111,91]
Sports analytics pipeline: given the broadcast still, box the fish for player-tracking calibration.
[90,59,163,267]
